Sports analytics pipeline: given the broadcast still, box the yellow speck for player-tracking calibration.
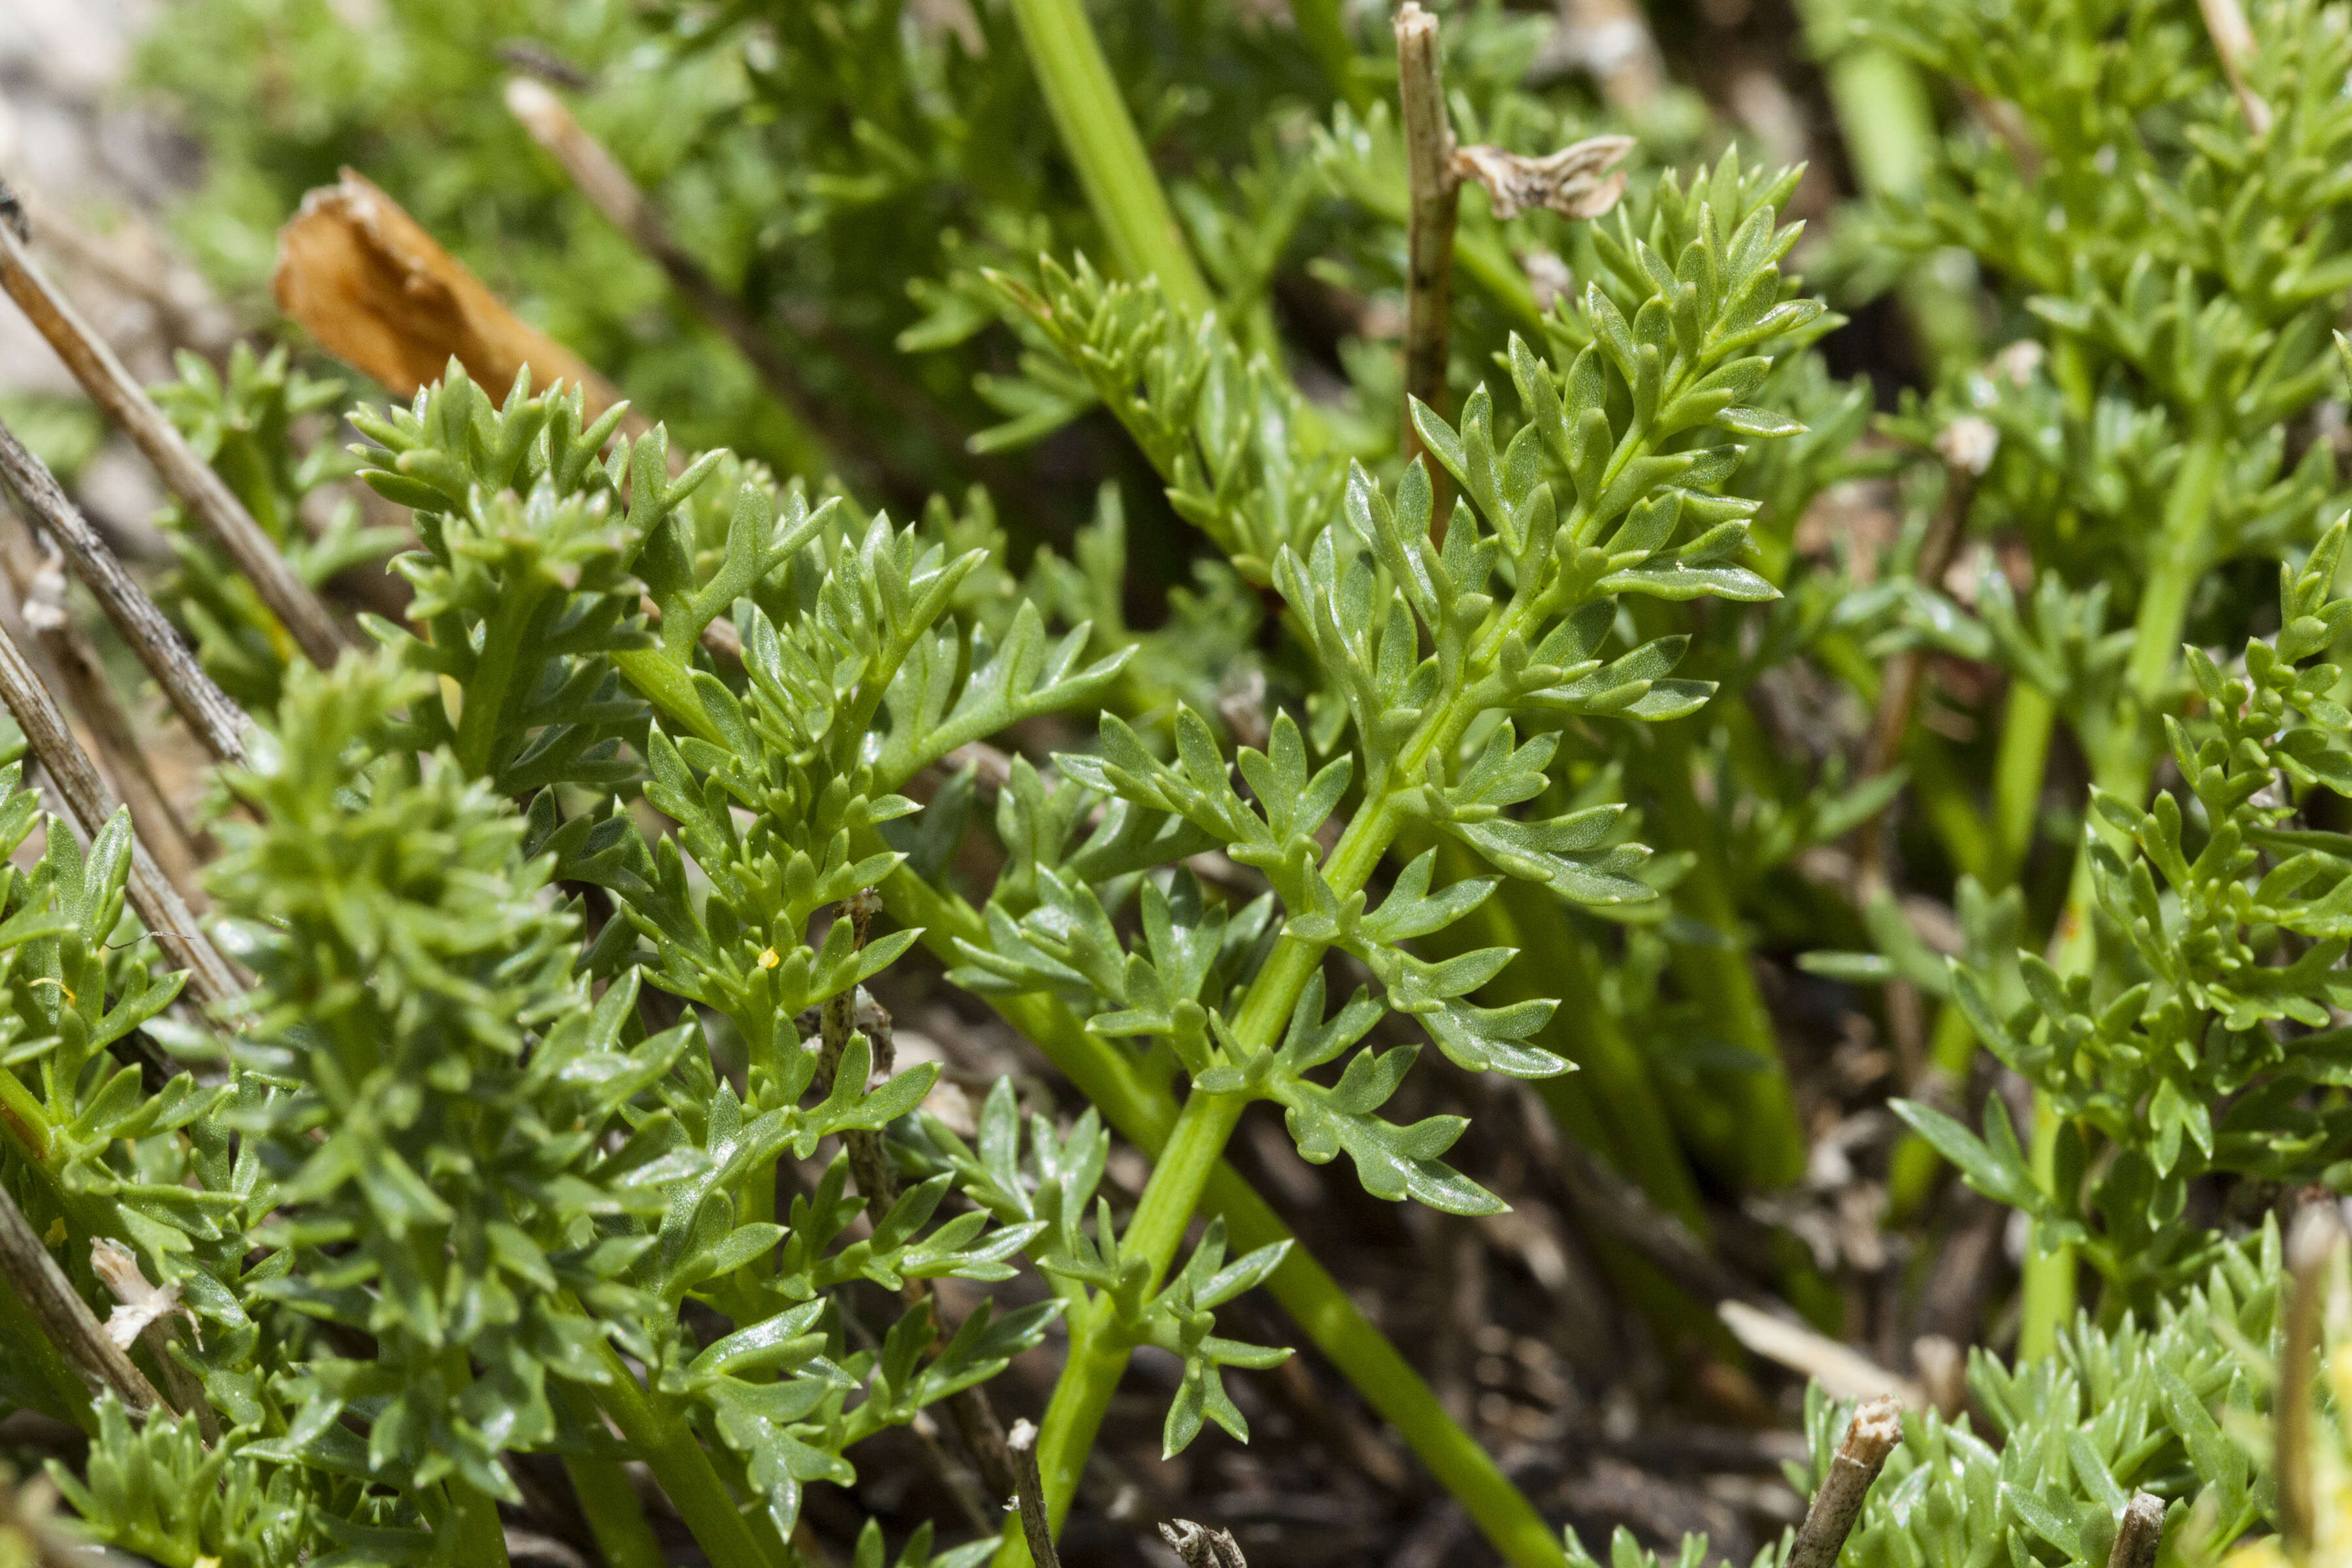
[756,948,780,970]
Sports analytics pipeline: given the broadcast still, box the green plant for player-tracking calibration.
[0,123,1837,1568]
[1896,523,2352,1317]
[1841,0,2352,1352]
[35,0,2352,1564]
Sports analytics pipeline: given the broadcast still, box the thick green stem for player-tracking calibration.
[2017,430,2222,1357]
[441,1476,512,1568]
[451,589,546,781]
[1644,725,1808,1190]
[1790,0,1978,374]
[1886,676,2055,1220]
[557,1384,668,1568]
[564,1458,667,1568]
[1291,0,1371,112]
[585,1340,785,1568]
[431,1348,514,1567]
[1987,679,2056,890]
[937,954,1571,1568]
[1004,794,1429,1561]
[2016,1096,2077,1359]
[1011,1087,1249,1563]
[616,665,1565,1568]
[1202,1164,1567,1563]
[1007,0,1216,318]
[1906,732,1992,885]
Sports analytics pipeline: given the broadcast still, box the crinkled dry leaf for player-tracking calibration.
[1451,134,1635,221]
[272,168,621,411]
[90,1237,194,1350]
[1159,1520,1247,1568]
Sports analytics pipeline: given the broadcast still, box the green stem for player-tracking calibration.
[555,1378,668,1568]
[1290,0,1371,112]
[563,1454,666,1568]
[876,862,1567,1568]
[584,1340,785,1568]
[1011,1088,1248,1562]
[1907,731,1991,884]
[453,589,543,779]
[1643,725,1808,1190]
[425,1355,513,1567]
[618,657,1562,1567]
[1987,679,2056,890]
[1789,3,1978,374]
[2017,429,2222,1356]
[1199,1164,1567,1567]
[442,1475,512,1568]
[1886,676,2055,1220]
[1004,773,1423,1554]
[1007,0,1215,318]
[2016,1095,2076,1360]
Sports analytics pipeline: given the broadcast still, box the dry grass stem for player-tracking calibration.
[0,204,346,670]
[1718,1302,1923,1408]
[0,416,252,769]
[0,514,210,906]
[1007,1417,1062,1568]
[1395,1,1460,474]
[0,604,243,1007]
[1784,1396,1903,1568]
[2197,0,2274,135]
[0,1179,163,1418]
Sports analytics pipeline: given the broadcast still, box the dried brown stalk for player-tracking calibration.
[2108,1494,2166,1568]
[0,1177,163,1419]
[4,183,236,362]
[274,169,627,417]
[503,80,824,436]
[0,600,243,1007]
[0,515,210,904]
[0,416,252,770]
[2197,0,2274,137]
[1785,1396,1903,1568]
[1395,3,1460,473]
[1007,1418,1062,1568]
[0,204,347,672]
[508,76,1004,504]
